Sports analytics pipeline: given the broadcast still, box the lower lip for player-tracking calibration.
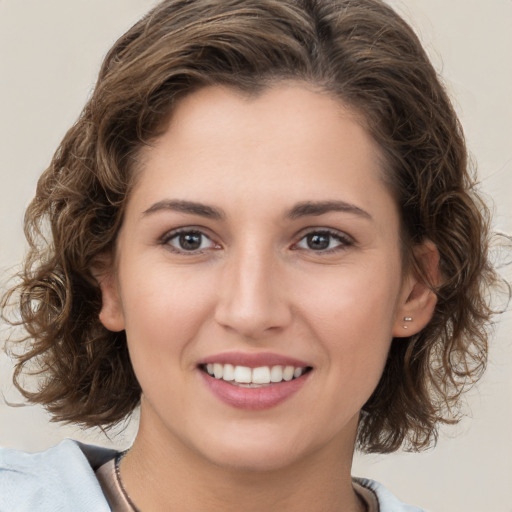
[199,370,311,410]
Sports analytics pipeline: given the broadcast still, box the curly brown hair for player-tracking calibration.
[1,0,503,453]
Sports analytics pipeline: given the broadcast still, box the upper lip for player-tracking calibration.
[197,351,311,368]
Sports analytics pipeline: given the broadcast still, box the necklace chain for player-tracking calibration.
[113,452,369,512]
[114,452,141,512]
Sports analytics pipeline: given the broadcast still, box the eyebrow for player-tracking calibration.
[142,200,225,220]
[286,200,372,221]
[142,199,372,222]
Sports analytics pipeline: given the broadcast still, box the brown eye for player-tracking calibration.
[178,232,203,251]
[164,230,217,253]
[306,233,331,250]
[294,230,352,252]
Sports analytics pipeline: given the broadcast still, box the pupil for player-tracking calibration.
[308,233,330,250]
[180,232,201,250]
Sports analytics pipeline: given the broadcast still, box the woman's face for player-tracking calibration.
[100,84,417,472]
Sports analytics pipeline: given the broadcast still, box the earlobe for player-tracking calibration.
[91,255,125,333]
[393,241,440,338]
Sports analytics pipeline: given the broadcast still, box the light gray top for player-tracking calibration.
[0,439,427,511]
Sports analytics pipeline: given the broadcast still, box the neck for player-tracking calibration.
[120,416,364,512]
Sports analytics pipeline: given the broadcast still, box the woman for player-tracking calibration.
[0,1,506,510]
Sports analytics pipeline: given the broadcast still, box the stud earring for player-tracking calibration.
[403,317,413,329]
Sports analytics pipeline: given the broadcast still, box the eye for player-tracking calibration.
[162,229,219,253]
[294,230,352,252]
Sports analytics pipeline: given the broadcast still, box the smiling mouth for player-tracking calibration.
[200,363,312,387]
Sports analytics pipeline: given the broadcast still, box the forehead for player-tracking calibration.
[129,84,396,223]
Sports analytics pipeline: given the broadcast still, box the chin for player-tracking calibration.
[194,426,320,474]
[207,445,302,473]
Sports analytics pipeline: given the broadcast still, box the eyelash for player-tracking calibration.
[160,228,354,255]
[160,228,219,254]
[292,229,354,253]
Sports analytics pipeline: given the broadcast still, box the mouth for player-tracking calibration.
[200,363,313,387]
[197,356,313,410]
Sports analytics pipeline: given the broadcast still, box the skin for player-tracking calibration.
[98,83,437,512]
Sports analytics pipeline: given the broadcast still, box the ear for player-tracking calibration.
[91,254,125,332]
[392,241,440,338]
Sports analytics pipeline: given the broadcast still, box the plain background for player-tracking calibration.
[0,1,511,510]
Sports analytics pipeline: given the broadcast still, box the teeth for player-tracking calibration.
[234,365,252,383]
[213,363,223,379]
[204,363,307,384]
[252,366,271,384]
[270,365,283,382]
[223,363,235,381]
[283,366,294,381]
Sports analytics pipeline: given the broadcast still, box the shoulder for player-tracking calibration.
[0,439,117,512]
[354,477,429,512]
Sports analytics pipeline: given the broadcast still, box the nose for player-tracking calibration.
[214,245,292,339]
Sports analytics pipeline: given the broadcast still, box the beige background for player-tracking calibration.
[1,1,511,510]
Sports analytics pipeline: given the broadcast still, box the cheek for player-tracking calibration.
[119,266,216,369]
[297,259,402,377]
